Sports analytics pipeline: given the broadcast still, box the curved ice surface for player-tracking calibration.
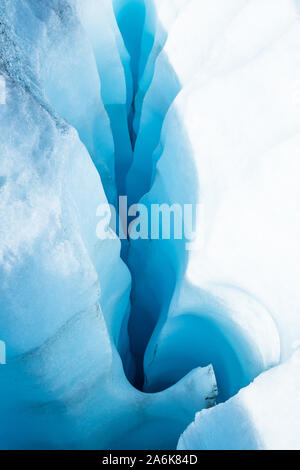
[77,0,133,198]
[1,0,300,451]
[127,0,300,418]
[132,0,191,136]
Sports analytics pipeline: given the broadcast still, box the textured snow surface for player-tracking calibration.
[1,0,300,450]
[178,350,300,450]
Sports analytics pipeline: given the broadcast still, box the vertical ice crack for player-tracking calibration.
[111,0,277,402]
[112,0,184,391]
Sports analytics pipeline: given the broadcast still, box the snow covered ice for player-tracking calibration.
[178,350,300,450]
[0,0,300,450]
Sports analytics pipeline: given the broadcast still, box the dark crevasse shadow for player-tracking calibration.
[122,88,278,401]
[111,0,157,243]
[144,314,246,402]
[111,11,186,385]
[126,51,181,208]
[113,3,234,394]
[113,0,156,146]
[132,17,173,140]
[111,0,166,371]
[113,0,146,92]
[143,308,249,404]
[111,0,146,196]
[124,109,198,388]
[105,103,133,198]
[113,0,279,413]
[125,235,181,388]
[111,4,186,387]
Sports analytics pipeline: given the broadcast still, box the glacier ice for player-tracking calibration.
[132,0,191,137]
[77,0,133,199]
[126,0,300,441]
[178,350,300,450]
[128,0,300,394]
[0,0,218,450]
[1,0,300,451]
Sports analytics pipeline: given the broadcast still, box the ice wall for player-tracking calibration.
[0,0,217,450]
[1,0,300,451]
[127,0,300,399]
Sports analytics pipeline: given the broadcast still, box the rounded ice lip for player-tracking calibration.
[144,283,280,402]
[107,362,218,450]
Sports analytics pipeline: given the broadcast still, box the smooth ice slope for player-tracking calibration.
[178,350,300,450]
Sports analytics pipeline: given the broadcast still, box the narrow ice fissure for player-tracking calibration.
[109,0,186,392]
[113,0,156,144]
[113,0,145,144]
[109,0,278,404]
[111,1,242,400]
[113,0,230,400]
